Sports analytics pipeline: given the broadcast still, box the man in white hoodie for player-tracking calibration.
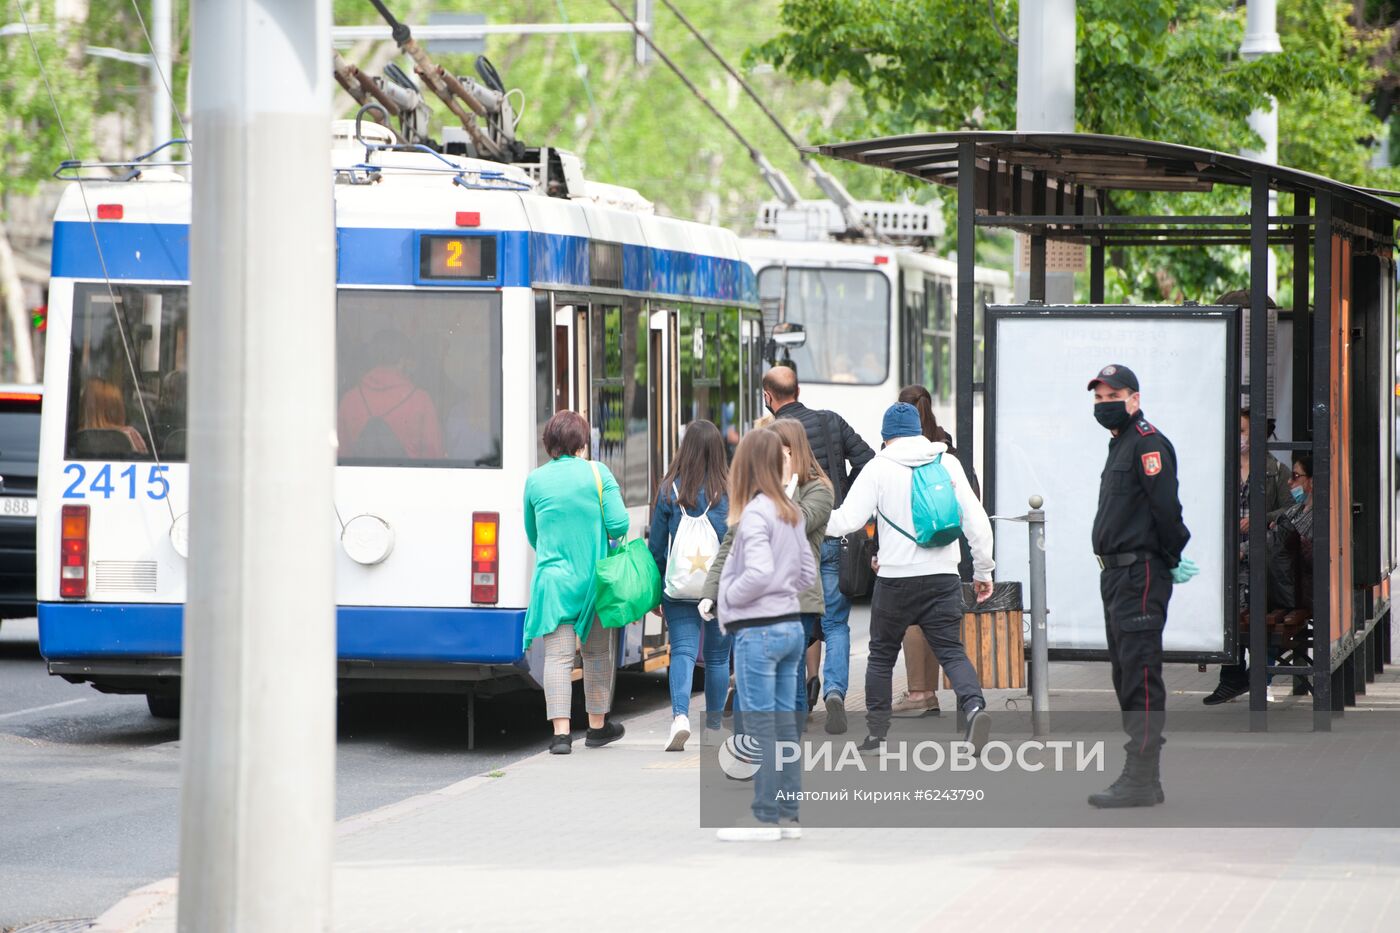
[826,402,995,752]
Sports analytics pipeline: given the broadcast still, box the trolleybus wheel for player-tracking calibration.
[146,692,181,720]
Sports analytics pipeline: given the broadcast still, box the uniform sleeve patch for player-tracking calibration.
[1135,421,1157,436]
[1141,452,1163,476]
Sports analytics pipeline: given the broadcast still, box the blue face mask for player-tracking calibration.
[1290,485,1306,504]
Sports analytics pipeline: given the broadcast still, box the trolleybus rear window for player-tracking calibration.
[336,289,502,468]
[757,266,889,385]
[64,284,189,462]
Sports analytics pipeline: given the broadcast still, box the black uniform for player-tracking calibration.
[1092,408,1190,753]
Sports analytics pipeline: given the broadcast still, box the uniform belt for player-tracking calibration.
[1095,551,1157,570]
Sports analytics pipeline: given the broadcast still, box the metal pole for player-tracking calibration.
[1248,172,1270,726]
[1027,496,1049,736]
[955,142,977,481]
[1311,191,1334,729]
[151,0,172,157]
[634,0,652,65]
[180,2,336,930]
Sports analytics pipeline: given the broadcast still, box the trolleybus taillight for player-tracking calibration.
[60,505,90,598]
[471,512,499,604]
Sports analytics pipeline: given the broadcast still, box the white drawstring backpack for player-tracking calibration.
[663,483,720,600]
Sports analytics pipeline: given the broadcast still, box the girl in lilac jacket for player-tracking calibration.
[714,429,816,843]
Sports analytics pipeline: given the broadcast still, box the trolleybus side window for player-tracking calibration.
[675,305,744,460]
[927,282,954,403]
[756,266,889,385]
[336,289,502,469]
[588,302,650,506]
[64,284,189,463]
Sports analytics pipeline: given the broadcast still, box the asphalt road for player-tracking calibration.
[0,618,677,930]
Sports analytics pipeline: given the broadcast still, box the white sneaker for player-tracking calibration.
[665,714,691,751]
[716,825,782,842]
[779,819,802,840]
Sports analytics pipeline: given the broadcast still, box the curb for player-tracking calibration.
[87,878,178,933]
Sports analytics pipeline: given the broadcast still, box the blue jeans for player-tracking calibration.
[819,537,852,699]
[794,613,819,712]
[664,598,732,725]
[733,620,804,824]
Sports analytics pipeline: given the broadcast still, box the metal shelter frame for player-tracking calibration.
[813,132,1399,728]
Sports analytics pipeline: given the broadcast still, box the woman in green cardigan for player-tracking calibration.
[524,410,631,755]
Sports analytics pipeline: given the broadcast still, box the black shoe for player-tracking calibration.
[1291,677,1312,697]
[1087,751,1165,808]
[585,720,626,748]
[961,699,990,754]
[549,734,572,755]
[856,735,885,753]
[805,677,820,712]
[1202,681,1248,706]
[824,693,847,735]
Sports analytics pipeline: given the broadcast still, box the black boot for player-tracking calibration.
[1087,749,1165,808]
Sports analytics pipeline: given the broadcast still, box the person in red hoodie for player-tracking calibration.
[338,330,445,460]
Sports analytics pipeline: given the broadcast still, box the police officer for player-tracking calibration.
[1086,364,1197,808]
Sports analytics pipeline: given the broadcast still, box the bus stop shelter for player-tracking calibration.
[813,132,1397,726]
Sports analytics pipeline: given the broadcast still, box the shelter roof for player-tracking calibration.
[810,132,1400,239]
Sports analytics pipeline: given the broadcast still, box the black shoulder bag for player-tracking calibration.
[821,411,876,599]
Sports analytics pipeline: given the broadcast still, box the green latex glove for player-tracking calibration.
[1171,558,1199,585]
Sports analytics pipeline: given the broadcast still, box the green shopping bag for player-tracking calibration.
[590,463,663,629]
[595,538,663,629]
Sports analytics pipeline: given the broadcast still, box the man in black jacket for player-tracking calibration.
[762,366,876,734]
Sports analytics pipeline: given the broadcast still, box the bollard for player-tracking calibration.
[988,496,1051,736]
[1026,496,1050,736]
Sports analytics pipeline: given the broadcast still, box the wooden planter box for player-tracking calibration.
[940,582,1025,690]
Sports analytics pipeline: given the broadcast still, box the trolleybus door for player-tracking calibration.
[553,302,589,419]
[648,307,680,487]
[642,307,681,663]
[739,311,765,429]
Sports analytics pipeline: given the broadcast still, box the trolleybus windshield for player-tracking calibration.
[757,266,889,385]
[62,285,504,469]
[335,289,502,469]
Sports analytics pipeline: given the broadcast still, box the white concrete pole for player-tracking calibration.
[179,2,336,931]
[1016,0,1076,304]
[1241,0,1281,297]
[150,0,172,155]
[1016,0,1075,133]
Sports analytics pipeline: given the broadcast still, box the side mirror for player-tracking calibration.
[771,321,806,349]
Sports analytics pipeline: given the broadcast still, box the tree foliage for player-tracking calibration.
[0,0,95,197]
[753,0,1399,302]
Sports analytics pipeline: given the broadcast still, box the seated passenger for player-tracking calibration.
[338,331,444,460]
[79,377,149,455]
[1203,455,1314,704]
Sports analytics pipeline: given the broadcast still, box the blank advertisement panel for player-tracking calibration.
[988,306,1237,659]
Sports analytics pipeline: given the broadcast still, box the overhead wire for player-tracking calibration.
[601,0,765,163]
[555,0,617,175]
[13,0,176,523]
[127,0,192,146]
[656,0,804,153]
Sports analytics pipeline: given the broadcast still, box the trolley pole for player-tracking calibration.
[180,2,336,931]
[1026,496,1050,737]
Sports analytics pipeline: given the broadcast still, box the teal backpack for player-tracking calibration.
[879,453,964,548]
